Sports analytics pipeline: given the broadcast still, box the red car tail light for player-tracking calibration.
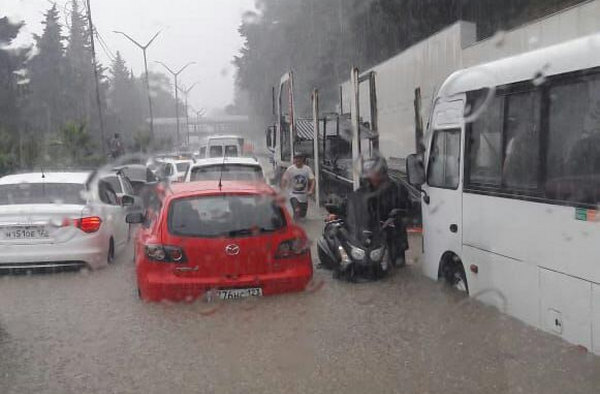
[145,245,186,263]
[62,216,102,233]
[275,238,309,259]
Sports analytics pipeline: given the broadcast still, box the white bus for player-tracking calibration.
[407,33,600,354]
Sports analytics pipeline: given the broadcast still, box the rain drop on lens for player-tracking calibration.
[492,30,506,48]
[532,64,550,87]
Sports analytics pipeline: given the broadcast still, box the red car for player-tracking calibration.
[127,181,313,302]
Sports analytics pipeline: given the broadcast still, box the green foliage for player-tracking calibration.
[133,130,152,153]
[0,129,18,176]
[0,4,185,175]
[27,4,68,139]
[53,121,100,167]
[0,17,28,135]
[65,0,95,128]
[234,0,587,127]
[107,51,143,146]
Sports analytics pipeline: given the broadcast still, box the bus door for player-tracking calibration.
[422,98,465,280]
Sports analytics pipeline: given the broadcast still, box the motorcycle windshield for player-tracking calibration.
[344,189,382,244]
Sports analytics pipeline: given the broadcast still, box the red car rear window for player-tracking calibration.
[167,194,285,238]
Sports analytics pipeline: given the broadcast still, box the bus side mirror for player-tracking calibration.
[406,153,425,186]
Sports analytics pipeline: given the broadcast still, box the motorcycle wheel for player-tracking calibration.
[317,245,335,270]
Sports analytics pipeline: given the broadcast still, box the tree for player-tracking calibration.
[0,17,28,135]
[233,0,587,130]
[0,16,33,174]
[65,0,94,127]
[146,71,185,118]
[53,121,99,166]
[27,4,67,139]
[107,51,143,146]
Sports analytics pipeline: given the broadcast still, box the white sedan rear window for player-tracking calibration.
[0,183,86,205]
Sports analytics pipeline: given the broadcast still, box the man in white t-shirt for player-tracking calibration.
[281,152,315,220]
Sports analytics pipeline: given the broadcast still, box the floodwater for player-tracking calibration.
[1,217,599,394]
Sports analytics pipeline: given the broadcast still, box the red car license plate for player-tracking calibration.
[217,288,263,300]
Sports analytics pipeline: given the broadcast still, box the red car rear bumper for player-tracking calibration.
[138,261,313,302]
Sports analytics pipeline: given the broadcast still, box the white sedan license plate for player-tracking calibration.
[2,226,49,240]
[217,288,263,300]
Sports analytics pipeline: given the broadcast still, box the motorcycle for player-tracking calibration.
[317,201,400,281]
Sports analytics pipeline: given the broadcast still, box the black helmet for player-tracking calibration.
[361,154,388,178]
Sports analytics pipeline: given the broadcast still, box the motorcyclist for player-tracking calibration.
[328,155,410,267]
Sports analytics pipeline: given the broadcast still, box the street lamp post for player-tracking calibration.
[155,61,196,148]
[178,83,198,145]
[113,30,161,142]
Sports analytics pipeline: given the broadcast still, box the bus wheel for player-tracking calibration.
[441,255,468,294]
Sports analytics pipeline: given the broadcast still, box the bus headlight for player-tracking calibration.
[350,246,366,261]
[369,247,385,262]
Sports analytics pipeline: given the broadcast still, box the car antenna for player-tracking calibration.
[218,155,226,191]
[40,166,45,179]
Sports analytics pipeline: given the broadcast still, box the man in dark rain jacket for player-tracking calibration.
[330,155,410,266]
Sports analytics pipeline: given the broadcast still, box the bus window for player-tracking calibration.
[468,95,503,186]
[547,76,600,206]
[503,91,541,190]
[427,129,461,189]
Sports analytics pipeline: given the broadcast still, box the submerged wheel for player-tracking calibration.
[441,255,468,294]
[107,238,115,264]
[317,246,335,270]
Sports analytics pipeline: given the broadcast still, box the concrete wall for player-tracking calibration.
[342,0,600,167]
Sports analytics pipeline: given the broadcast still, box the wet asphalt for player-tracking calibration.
[1,214,600,394]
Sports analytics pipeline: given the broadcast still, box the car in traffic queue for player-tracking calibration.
[102,170,144,210]
[0,172,134,272]
[113,164,160,210]
[151,158,194,183]
[112,164,159,195]
[127,181,313,302]
[184,157,265,183]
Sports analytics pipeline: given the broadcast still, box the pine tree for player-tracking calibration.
[107,51,143,145]
[0,17,28,134]
[28,4,67,138]
[65,0,94,125]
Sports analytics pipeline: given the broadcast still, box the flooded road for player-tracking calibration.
[1,216,599,394]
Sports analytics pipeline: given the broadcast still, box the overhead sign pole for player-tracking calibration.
[351,67,361,191]
[312,89,321,209]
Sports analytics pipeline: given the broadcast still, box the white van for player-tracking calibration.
[407,33,600,354]
[202,135,245,158]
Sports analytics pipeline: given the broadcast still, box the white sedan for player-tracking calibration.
[184,157,265,183]
[0,172,133,272]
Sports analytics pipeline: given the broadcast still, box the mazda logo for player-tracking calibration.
[225,244,240,256]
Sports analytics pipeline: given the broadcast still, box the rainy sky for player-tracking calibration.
[3,0,256,114]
